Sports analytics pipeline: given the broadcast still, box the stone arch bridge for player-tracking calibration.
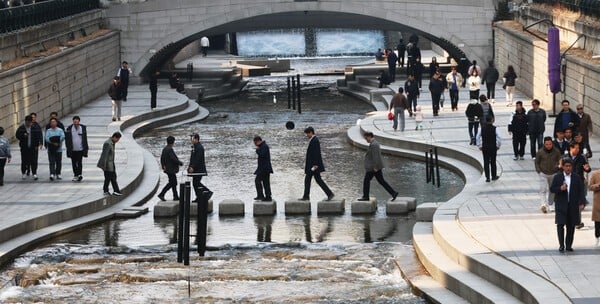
[104,0,499,79]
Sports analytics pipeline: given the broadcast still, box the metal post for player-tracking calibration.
[297,74,301,114]
[183,182,191,265]
[425,151,430,183]
[177,183,185,263]
[429,149,435,185]
[197,190,209,256]
[287,76,291,109]
[434,147,441,188]
[291,77,296,110]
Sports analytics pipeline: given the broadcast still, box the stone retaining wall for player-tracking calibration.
[0,32,120,140]
[494,21,600,135]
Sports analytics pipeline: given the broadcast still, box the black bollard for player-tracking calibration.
[187,62,193,82]
[429,149,435,185]
[196,190,209,256]
[291,77,296,110]
[287,76,291,109]
[297,74,301,114]
[425,151,430,183]
[183,182,191,265]
[177,183,185,263]
[434,147,441,188]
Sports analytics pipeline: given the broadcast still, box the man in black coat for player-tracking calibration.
[553,100,579,137]
[158,136,183,201]
[476,117,501,182]
[15,115,43,180]
[550,158,586,252]
[428,72,445,116]
[396,39,406,68]
[65,116,89,182]
[253,135,273,201]
[300,127,334,201]
[508,101,528,160]
[149,71,160,110]
[386,49,398,82]
[188,133,212,202]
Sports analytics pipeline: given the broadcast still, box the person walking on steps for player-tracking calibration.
[299,127,334,201]
[158,136,183,201]
[188,133,213,202]
[97,132,123,196]
[358,132,398,201]
[253,135,273,202]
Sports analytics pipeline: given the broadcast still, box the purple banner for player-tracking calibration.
[548,27,561,93]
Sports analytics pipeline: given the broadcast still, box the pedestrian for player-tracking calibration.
[357,132,398,201]
[467,69,481,102]
[553,100,579,137]
[550,157,586,252]
[45,118,65,181]
[428,57,439,78]
[481,60,499,103]
[396,39,405,67]
[200,36,210,57]
[299,127,334,201]
[527,99,546,159]
[97,132,123,196]
[587,169,600,246]
[389,87,410,131]
[15,115,43,180]
[375,48,384,61]
[386,48,397,82]
[467,60,481,76]
[476,116,501,182]
[537,137,562,213]
[108,76,124,122]
[465,97,483,145]
[44,111,65,131]
[428,71,445,117]
[573,132,592,159]
[563,128,574,148]
[188,133,212,202]
[479,95,494,127]
[149,70,160,110]
[563,142,591,229]
[377,70,391,88]
[253,135,273,202]
[502,65,517,107]
[414,59,424,89]
[446,66,463,111]
[0,127,11,186]
[116,61,132,101]
[508,101,528,160]
[414,105,424,131]
[157,136,183,201]
[553,130,568,155]
[576,103,593,144]
[65,116,88,182]
[404,74,419,113]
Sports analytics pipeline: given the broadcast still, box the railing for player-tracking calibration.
[532,0,600,18]
[0,0,100,34]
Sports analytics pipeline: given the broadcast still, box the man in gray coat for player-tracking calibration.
[97,132,122,196]
[358,132,398,201]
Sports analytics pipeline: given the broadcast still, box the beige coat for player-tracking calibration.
[587,170,600,221]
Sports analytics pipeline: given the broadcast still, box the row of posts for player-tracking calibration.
[177,181,209,265]
[287,74,301,114]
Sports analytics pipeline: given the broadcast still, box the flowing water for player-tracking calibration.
[0,61,464,303]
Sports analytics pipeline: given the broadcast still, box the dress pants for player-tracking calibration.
[512,133,526,157]
[407,95,417,112]
[529,133,544,158]
[486,82,496,99]
[103,171,120,193]
[70,150,84,177]
[47,150,62,175]
[192,175,210,200]
[431,93,441,115]
[362,170,395,198]
[20,147,38,175]
[303,171,332,199]
[557,224,575,249]
[255,173,272,198]
[482,151,497,180]
[159,172,179,199]
[449,89,459,109]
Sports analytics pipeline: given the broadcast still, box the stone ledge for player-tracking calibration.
[416,202,441,222]
[219,199,245,216]
[285,200,311,215]
[253,200,277,216]
[317,199,345,215]
[351,198,377,215]
[386,199,409,215]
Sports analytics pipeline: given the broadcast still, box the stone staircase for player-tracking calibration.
[346,116,571,304]
[337,65,396,111]
[165,67,247,102]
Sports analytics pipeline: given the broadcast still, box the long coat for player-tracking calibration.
[97,138,116,172]
[305,136,325,174]
[365,139,384,171]
[254,141,273,175]
[587,170,600,222]
[161,145,183,174]
[550,172,586,225]
[189,142,207,174]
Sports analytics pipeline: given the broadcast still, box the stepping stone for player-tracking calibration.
[285,199,311,215]
[219,199,245,216]
[395,196,417,211]
[386,199,409,215]
[254,200,277,216]
[154,201,179,217]
[416,202,441,222]
[190,200,214,215]
[317,199,345,215]
[351,197,377,215]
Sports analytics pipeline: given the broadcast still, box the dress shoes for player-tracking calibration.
[392,192,399,201]
[326,193,335,201]
[559,246,565,252]
[261,197,272,202]
[492,176,499,181]
[566,248,574,252]
[157,195,166,201]
[254,196,265,201]
[298,197,310,201]
[357,197,370,201]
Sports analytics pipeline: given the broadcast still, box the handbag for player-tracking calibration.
[388,111,394,120]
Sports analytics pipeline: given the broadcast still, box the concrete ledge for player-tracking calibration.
[190,200,214,215]
[396,197,417,211]
[285,200,311,215]
[317,199,345,215]
[219,199,245,216]
[351,198,377,215]
[386,199,409,215]
[154,202,179,217]
[253,200,277,216]
[416,202,440,222]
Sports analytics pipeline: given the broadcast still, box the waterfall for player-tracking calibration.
[316,29,384,56]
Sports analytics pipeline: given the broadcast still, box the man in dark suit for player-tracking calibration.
[254,135,273,202]
[300,127,334,201]
[188,133,212,202]
[158,136,183,201]
[65,116,89,182]
[358,132,398,201]
[550,158,586,252]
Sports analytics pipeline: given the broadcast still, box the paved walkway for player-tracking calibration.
[359,80,600,302]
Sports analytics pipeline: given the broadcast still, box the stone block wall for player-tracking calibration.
[494,21,600,136]
[0,32,120,140]
[171,40,200,64]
